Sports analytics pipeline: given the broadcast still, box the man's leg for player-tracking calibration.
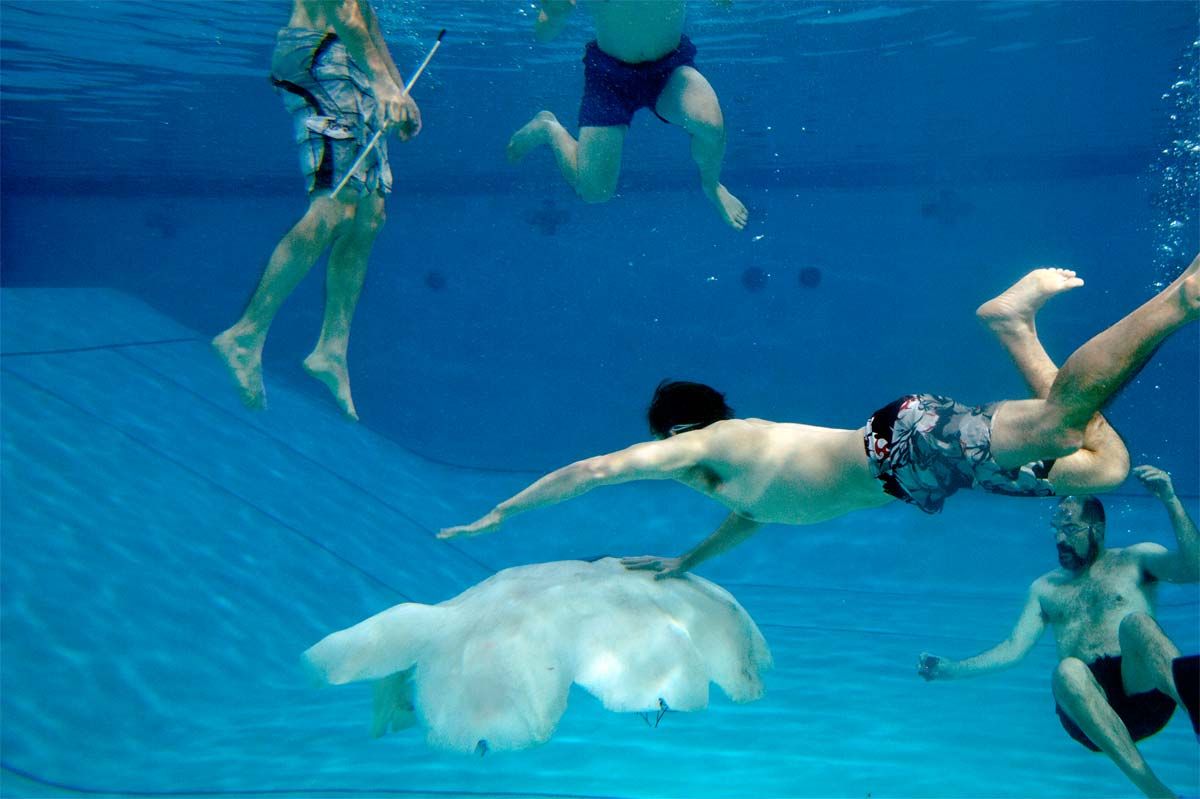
[507,112,627,202]
[977,268,1130,494]
[1052,657,1175,798]
[302,190,386,421]
[654,67,748,231]
[989,256,1200,475]
[1118,613,1185,707]
[213,194,356,408]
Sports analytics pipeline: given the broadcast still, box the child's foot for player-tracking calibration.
[212,329,266,410]
[302,351,358,421]
[704,183,749,231]
[507,111,558,163]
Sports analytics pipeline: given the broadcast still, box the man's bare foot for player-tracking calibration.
[976,267,1084,339]
[302,351,358,421]
[704,183,749,231]
[507,111,558,163]
[212,329,266,410]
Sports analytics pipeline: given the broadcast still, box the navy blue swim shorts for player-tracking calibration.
[578,35,697,128]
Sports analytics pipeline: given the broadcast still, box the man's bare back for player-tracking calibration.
[671,419,891,524]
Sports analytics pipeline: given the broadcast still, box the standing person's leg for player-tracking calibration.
[976,268,1129,494]
[1052,657,1176,798]
[654,66,748,231]
[508,113,627,202]
[302,190,386,421]
[213,194,356,408]
[989,256,1200,473]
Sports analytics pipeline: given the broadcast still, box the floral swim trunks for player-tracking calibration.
[270,27,392,196]
[864,394,1056,513]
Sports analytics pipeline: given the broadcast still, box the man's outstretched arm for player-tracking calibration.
[623,512,762,579]
[918,585,1047,680]
[438,435,706,539]
[1133,464,1199,583]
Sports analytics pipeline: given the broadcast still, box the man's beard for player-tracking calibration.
[1058,537,1098,571]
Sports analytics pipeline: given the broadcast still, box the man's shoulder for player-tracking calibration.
[692,419,774,457]
[707,418,773,435]
[1108,542,1169,562]
[1031,571,1064,594]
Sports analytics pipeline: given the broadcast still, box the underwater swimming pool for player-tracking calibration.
[3,2,1198,797]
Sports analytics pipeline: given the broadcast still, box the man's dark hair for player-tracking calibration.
[647,380,734,438]
[1078,495,1106,526]
[1061,494,1107,527]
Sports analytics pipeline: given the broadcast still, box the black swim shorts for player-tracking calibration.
[1055,655,1177,750]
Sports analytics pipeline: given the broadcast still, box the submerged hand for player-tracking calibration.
[621,555,687,580]
[438,511,502,540]
[1133,464,1175,501]
[375,82,421,140]
[394,94,421,141]
[375,82,405,128]
[917,652,945,681]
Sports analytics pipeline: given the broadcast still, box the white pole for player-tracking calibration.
[330,28,445,200]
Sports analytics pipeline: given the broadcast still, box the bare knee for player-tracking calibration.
[1090,452,1130,494]
[359,204,386,236]
[1052,657,1094,700]
[1119,613,1162,652]
[685,112,725,147]
[577,179,616,204]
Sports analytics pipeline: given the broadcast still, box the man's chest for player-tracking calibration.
[1045,562,1151,626]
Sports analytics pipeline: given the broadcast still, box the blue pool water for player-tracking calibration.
[2,2,1198,797]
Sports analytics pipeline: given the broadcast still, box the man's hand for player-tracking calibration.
[375,82,422,141]
[394,93,421,141]
[1134,464,1176,502]
[621,555,688,580]
[438,510,502,540]
[917,652,947,681]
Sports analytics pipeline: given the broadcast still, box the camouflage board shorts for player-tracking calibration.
[270,27,392,195]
